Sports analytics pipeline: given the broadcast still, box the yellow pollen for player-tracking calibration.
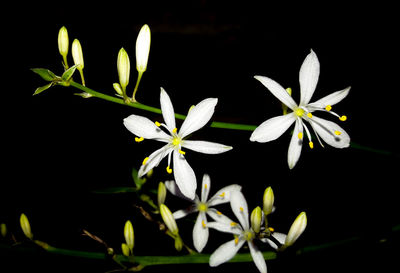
[178,149,186,155]
[294,107,305,117]
[239,207,244,213]
[325,105,332,111]
[230,222,237,227]
[234,236,239,245]
[216,210,222,215]
[166,166,172,174]
[172,128,178,133]
[334,130,342,136]
[155,121,161,127]
[309,141,314,149]
[219,192,225,198]
[135,137,144,142]
[298,132,303,139]
[142,157,149,165]
[204,184,208,189]
[268,227,275,233]
[172,137,181,146]
[201,220,206,228]
[307,112,313,118]
[339,115,347,121]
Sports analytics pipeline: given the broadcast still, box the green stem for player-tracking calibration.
[132,71,143,102]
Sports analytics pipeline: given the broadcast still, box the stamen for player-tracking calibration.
[307,112,313,118]
[219,192,225,198]
[142,157,149,165]
[234,236,239,245]
[325,105,332,111]
[166,166,172,174]
[178,149,186,155]
[172,128,178,134]
[339,115,347,121]
[334,130,341,136]
[298,132,303,139]
[309,141,314,149]
[201,220,206,228]
[239,207,244,213]
[216,210,222,215]
[230,222,237,227]
[268,227,275,233]
[135,137,144,142]
[155,121,161,127]
[204,184,208,189]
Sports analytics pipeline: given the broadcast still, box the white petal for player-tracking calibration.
[179,98,218,138]
[123,114,170,140]
[250,114,295,143]
[248,241,267,273]
[207,208,235,225]
[230,191,249,230]
[207,221,242,235]
[173,150,197,200]
[254,75,297,110]
[182,140,232,154]
[287,119,304,169]
[201,174,211,203]
[160,88,176,131]
[138,146,171,177]
[193,212,209,253]
[309,116,350,148]
[308,86,351,109]
[165,180,194,202]
[263,232,287,250]
[209,239,245,267]
[208,184,242,207]
[299,49,320,106]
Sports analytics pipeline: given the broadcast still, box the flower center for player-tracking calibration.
[294,107,305,117]
[172,136,181,146]
[198,202,208,212]
[244,230,255,241]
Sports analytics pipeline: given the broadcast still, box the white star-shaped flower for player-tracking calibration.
[165,174,241,252]
[123,88,233,199]
[250,50,351,169]
[208,191,267,273]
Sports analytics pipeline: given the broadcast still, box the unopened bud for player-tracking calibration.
[160,204,179,235]
[174,236,183,252]
[113,83,123,96]
[117,48,130,93]
[20,213,33,239]
[136,24,151,73]
[72,39,84,71]
[1,223,7,238]
[285,212,307,247]
[124,220,134,251]
[121,243,130,256]
[263,187,274,216]
[58,26,69,67]
[158,182,167,207]
[250,206,262,233]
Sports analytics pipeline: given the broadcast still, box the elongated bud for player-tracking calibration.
[1,223,7,237]
[285,212,307,247]
[20,213,33,239]
[113,83,123,96]
[263,187,274,216]
[117,48,130,93]
[121,243,130,256]
[158,182,167,207]
[124,220,134,251]
[160,204,179,235]
[174,236,183,252]
[72,39,84,70]
[58,26,69,67]
[136,24,151,73]
[250,206,262,233]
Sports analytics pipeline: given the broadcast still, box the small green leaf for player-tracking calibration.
[132,168,147,189]
[61,64,78,81]
[31,68,56,81]
[33,82,54,95]
[92,187,138,194]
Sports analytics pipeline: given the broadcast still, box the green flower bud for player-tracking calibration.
[117,48,130,93]
[157,182,167,207]
[121,243,130,257]
[136,24,151,73]
[72,39,84,71]
[160,204,178,235]
[285,212,307,247]
[124,220,134,251]
[58,26,69,68]
[250,206,262,233]
[263,187,274,216]
[20,213,33,239]
[1,223,7,238]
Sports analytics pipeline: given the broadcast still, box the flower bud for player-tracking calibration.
[160,204,179,235]
[121,243,130,256]
[157,182,167,207]
[20,213,33,239]
[113,83,123,96]
[58,26,69,67]
[250,206,262,233]
[136,24,151,73]
[1,223,7,238]
[117,48,130,93]
[72,39,84,71]
[174,236,183,252]
[263,187,274,216]
[285,212,307,247]
[124,220,134,251]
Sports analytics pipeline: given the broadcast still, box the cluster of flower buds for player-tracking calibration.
[121,220,135,256]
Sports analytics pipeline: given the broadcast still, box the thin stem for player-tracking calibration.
[132,71,143,102]
[79,69,86,86]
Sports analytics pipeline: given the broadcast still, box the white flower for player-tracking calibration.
[123,88,233,199]
[165,174,241,252]
[250,50,351,169]
[208,191,267,273]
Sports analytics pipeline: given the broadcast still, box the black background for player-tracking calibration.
[1,1,399,272]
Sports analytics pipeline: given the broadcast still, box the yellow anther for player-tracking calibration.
[166,166,172,174]
[309,141,314,149]
[219,192,225,198]
[201,220,206,228]
[155,121,161,127]
[178,149,186,155]
[172,137,181,146]
[204,184,208,189]
[334,130,342,136]
[172,128,178,134]
[142,157,149,165]
[216,210,222,215]
[268,227,275,233]
[135,137,144,142]
[239,207,244,213]
[307,112,313,118]
[325,105,332,111]
[230,222,237,227]
[234,236,239,245]
[339,115,347,121]
[298,132,303,139]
